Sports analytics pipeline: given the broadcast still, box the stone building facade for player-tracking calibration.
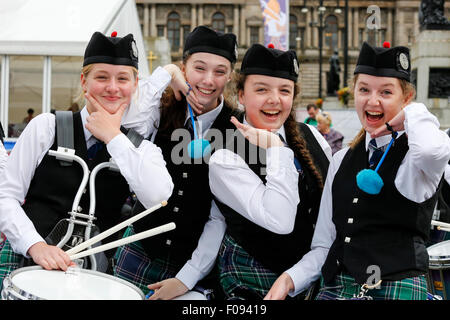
[135,0,449,107]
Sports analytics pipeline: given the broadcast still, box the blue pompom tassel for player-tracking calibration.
[356,169,384,195]
[188,139,211,159]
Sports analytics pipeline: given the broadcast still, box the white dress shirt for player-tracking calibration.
[0,106,173,257]
[175,116,332,290]
[0,142,7,173]
[286,102,450,297]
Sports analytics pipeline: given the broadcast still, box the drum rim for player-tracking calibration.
[4,266,145,300]
[427,240,450,262]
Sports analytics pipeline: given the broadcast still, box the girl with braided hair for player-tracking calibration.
[176,43,331,300]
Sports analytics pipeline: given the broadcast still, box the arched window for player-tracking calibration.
[167,12,180,51]
[324,15,338,52]
[289,14,298,50]
[212,12,225,33]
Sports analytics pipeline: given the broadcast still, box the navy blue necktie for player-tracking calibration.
[369,139,383,169]
[87,141,103,160]
[185,116,196,140]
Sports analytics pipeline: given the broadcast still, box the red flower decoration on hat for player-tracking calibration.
[268,43,275,49]
[382,41,390,48]
[111,31,118,37]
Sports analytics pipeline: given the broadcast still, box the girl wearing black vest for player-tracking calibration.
[277,42,450,300]
[179,44,331,300]
[0,31,174,290]
[112,26,243,300]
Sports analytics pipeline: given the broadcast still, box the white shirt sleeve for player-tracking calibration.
[396,102,450,202]
[120,66,172,138]
[0,114,56,256]
[285,148,346,296]
[209,146,300,234]
[176,200,226,290]
[0,142,7,173]
[106,133,174,209]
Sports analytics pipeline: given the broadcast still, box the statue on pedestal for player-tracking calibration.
[327,50,341,96]
[419,0,450,30]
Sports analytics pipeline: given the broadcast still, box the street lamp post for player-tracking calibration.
[318,2,326,99]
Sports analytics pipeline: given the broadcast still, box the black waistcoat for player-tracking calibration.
[214,122,329,274]
[132,104,243,266]
[321,134,438,285]
[22,111,131,240]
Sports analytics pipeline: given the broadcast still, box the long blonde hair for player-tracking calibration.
[349,74,416,149]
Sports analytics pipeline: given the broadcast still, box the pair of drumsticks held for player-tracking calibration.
[66,201,173,260]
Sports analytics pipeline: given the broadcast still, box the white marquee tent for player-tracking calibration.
[0,0,149,139]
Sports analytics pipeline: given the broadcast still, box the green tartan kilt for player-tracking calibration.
[113,226,178,295]
[0,239,22,292]
[316,272,428,300]
[218,233,280,300]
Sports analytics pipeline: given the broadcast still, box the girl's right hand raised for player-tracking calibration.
[231,116,284,149]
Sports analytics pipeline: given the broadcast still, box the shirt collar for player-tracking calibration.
[80,106,93,143]
[184,96,224,135]
[365,130,405,151]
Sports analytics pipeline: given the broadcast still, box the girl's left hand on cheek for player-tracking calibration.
[84,93,127,144]
[370,109,405,139]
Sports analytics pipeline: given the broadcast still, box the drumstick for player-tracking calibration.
[66,200,167,255]
[69,222,176,260]
[437,226,450,232]
[431,220,450,229]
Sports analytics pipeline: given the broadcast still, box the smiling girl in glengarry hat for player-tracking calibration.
[271,41,450,300]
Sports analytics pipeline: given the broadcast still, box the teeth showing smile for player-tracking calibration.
[262,110,280,115]
[198,88,214,95]
[367,111,382,116]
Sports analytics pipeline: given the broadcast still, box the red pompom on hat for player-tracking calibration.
[111,31,118,37]
[268,43,275,49]
[382,41,390,48]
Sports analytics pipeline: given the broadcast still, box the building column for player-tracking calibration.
[353,7,359,48]
[150,4,156,37]
[395,8,403,46]
[313,8,318,48]
[198,5,204,26]
[191,4,197,30]
[347,7,353,49]
[387,8,393,44]
[143,4,149,37]
[233,5,239,38]
[240,5,246,46]
[306,9,312,48]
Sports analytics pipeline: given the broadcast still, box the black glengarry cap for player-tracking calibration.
[83,31,139,69]
[183,26,238,63]
[354,41,410,82]
[240,43,299,82]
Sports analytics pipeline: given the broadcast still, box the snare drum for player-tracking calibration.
[1,266,144,300]
[426,240,450,300]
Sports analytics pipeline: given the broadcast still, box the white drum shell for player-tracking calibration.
[2,266,144,300]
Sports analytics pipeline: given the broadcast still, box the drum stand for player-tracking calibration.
[47,148,119,271]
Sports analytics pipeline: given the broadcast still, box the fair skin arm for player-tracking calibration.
[370,108,405,138]
[230,116,284,149]
[163,64,203,114]
[27,241,75,271]
[146,278,189,300]
[264,272,295,300]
